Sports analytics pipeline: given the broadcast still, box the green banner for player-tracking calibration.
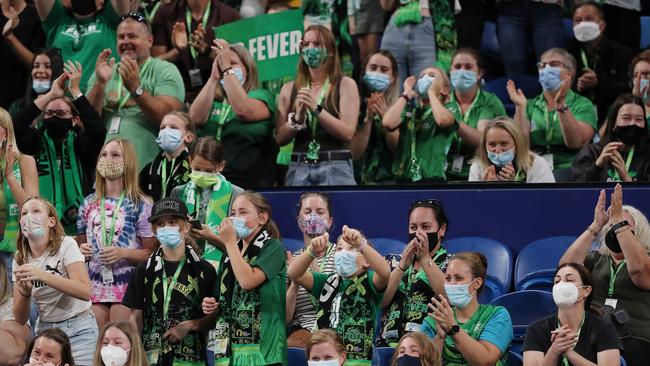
[214,10,304,82]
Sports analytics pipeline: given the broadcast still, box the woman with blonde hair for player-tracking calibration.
[76,138,155,331]
[275,24,360,186]
[0,107,38,281]
[190,41,276,188]
[382,66,456,183]
[93,321,148,366]
[12,196,96,365]
[305,329,347,366]
[390,332,441,366]
[469,117,555,183]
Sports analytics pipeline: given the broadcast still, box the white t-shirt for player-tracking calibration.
[468,154,555,183]
[12,236,91,322]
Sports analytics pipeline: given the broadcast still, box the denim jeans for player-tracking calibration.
[37,311,99,366]
[380,15,436,87]
[285,159,357,186]
[497,0,565,74]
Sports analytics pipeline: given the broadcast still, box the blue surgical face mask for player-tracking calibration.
[157,226,183,249]
[487,148,515,167]
[232,216,255,239]
[450,70,477,92]
[637,78,650,104]
[156,127,183,152]
[32,80,51,94]
[444,279,476,309]
[220,67,245,87]
[334,249,358,278]
[363,72,391,93]
[538,66,563,92]
[416,75,434,98]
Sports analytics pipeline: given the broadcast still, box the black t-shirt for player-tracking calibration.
[522,312,621,365]
[123,257,217,366]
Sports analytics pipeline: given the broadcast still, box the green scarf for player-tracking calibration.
[37,131,84,234]
[180,176,234,267]
[423,304,507,366]
[0,162,20,253]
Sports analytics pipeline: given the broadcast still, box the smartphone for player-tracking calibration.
[190,220,203,230]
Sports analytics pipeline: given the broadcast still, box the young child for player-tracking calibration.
[122,197,217,366]
[12,197,97,365]
[171,137,243,270]
[77,138,155,330]
[288,225,391,365]
[140,111,194,202]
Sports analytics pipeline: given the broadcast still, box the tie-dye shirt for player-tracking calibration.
[77,193,153,303]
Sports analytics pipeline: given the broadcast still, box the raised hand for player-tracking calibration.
[171,21,189,51]
[483,165,497,181]
[2,6,19,37]
[498,163,516,181]
[95,49,115,84]
[191,23,208,55]
[506,80,527,108]
[341,225,365,249]
[403,76,417,100]
[595,142,623,168]
[592,189,608,232]
[609,184,624,222]
[309,232,329,257]
[117,58,141,94]
[64,60,83,96]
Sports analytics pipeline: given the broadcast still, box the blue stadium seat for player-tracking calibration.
[480,21,500,60]
[483,74,542,117]
[445,237,513,303]
[284,238,305,253]
[641,16,650,49]
[508,350,523,366]
[370,238,406,256]
[374,347,395,366]
[515,236,577,291]
[288,347,308,366]
[491,290,556,355]
[621,356,627,366]
[563,18,574,42]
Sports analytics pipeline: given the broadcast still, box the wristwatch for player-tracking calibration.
[447,324,460,336]
[314,104,323,115]
[223,69,237,77]
[132,85,144,98]
[556,104,569,113]
[611,220,630,234]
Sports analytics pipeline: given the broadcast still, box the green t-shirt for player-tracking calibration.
[393,104,458,182]
[526,90,597,170]
[311,271,383,365]
[446,90,506,181]
[220,238,287,366]
[43,0,120,91]
[86,57,185,169]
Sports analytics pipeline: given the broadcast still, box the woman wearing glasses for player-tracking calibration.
[376,199,449,347]
[275,24,360,186]
[13,62,105,235]
[507,48,597,178]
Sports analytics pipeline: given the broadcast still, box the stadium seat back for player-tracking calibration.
[370,238,406,256]
[508,350,523,366]
[483,74,542,117]
[374,347,395,366]
[515,236,576,291]
[284,238,305,253]
[641,16,650,49]
[288,347,308,366]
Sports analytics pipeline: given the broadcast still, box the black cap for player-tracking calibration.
[148,197,189,223]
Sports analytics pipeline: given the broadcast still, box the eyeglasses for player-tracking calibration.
[536,60,567,70]
[44,109,73,118]
[120,12,146,23]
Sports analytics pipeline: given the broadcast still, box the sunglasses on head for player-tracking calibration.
[120,12,146,23]
[410,199,442,210]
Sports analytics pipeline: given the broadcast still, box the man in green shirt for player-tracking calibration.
[508,48,597,175]
[36,0,130,91]
[87,13,185,169]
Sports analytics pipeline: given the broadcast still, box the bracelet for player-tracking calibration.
[221,67,233,75]
[287,113,306,131]
[400,93,410,102]
[72,92,83,101]
[586,226,599,237]
[397,262,408,272]
[19,289,31,298]
[306,246,317,258]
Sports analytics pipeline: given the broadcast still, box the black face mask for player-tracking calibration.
[44,116,73,140]
[71,0,97,16]
[612,125,644,147]
[605,226,635,254]
[397,354,422,366]
[408,231,439,254]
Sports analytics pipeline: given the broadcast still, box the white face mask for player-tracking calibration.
[100,344,129,366]
[552,281,583,308]
[308,359,340,366]
[573,21,601,43]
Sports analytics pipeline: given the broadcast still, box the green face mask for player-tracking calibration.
[302,47,328,69]
[189,170,220,188]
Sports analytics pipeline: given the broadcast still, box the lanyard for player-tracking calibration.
[307,79,331,142]
[454,90,480,151]
[100,192,126,247]
[144,1,161,23]
[610,147,635,182]
[185,1,212,61]
[160,158,177,198]
[162,258,186,320]
[608,257,627,297]
[542,107,557,153]
[408,107,433,157]
[514,169,524,182]
[115,58,153,110]
[215,100,232,141]
[580,49,591,70]
[559,314,585,366]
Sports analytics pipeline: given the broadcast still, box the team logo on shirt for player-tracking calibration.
[61,23,102,43]
[33,260,63,288]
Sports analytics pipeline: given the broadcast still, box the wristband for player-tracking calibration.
[586,226,599,237]
[288,113,307,131]
[19,289,31,297]
[306,246,317,258]
[398,262,408,272]
[221,67,233,75]
[72,92,83,101]
[400,93,410,102]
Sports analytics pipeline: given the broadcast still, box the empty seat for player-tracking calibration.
[288,347,308,366]
[370,238,406,256]
[284,238,305,253]
[515,236,577,291]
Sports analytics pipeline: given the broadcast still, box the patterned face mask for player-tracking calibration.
[298,213,329,236]
[97,159,125,180]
